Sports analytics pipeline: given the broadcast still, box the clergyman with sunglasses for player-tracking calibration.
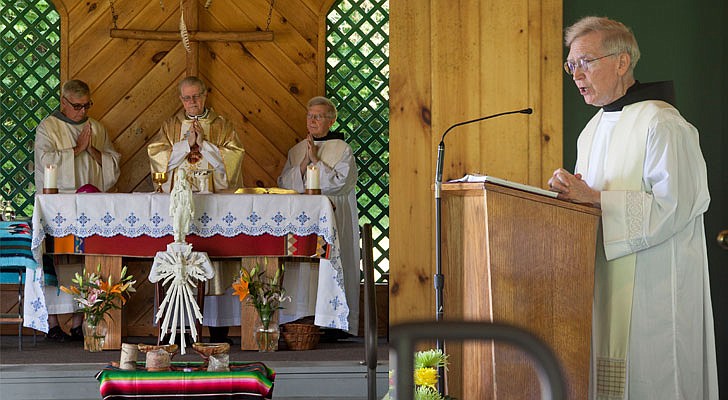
[33,79,121,342]
[548,16,718,399]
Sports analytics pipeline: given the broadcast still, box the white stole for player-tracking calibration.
[42,117,117,192]
[577,101,670,399]
[289,139,349,169]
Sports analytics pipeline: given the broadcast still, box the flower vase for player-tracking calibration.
[83,317,108,352]
[254,311,279,352]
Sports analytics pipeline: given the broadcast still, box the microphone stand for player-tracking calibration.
[433,107,532,395]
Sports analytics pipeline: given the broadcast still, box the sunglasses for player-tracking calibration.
[63,96,93,110]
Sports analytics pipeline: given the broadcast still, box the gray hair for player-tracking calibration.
[565,16,641,73]
[178,76,208,95]
[61,80,90,98]
[307,96,337,120]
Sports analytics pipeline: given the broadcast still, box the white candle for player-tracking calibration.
[306,164,320,190]
[44,164,57,189]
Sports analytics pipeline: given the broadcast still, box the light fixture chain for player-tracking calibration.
[108,0,119,29]
[265,0,275,31]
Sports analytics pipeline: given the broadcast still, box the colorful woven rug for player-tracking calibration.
[96,361,275,399]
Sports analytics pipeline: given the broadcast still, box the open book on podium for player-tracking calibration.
[448,173,558,198]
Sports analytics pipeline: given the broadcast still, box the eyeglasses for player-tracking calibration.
[180,93,205,102]
[63,96,93,110]
[306,113,331,121]
[563,53,617,75]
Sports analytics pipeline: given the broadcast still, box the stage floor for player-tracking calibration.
[0,333,389,364]
[0,334,390,400]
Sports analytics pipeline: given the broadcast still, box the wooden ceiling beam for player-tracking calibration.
[109,29,274,42]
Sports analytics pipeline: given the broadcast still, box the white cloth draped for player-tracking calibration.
[28,193,349,334]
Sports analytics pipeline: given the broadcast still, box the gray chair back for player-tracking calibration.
[390,321,566,400]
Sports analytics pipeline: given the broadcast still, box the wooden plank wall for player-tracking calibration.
[389,0,563,326]
[51,0,334,192]
[35,0,563,337]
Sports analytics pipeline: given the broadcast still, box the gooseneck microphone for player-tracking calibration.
[440,107,533,142]
[432,106,533,395]
[435,107,533,194]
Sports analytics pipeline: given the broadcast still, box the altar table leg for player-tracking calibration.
[85,255,122,350]
[240,257,279,350]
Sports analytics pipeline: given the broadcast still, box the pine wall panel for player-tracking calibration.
[389,0,562,328]
[53,0,330,193]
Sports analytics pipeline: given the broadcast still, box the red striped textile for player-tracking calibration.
[96,362,275,399]
[47,233,328,258]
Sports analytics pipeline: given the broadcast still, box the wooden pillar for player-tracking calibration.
[85,255,123,350]
[182,0,199,77]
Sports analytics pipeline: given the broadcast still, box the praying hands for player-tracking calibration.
[73,122,101,164]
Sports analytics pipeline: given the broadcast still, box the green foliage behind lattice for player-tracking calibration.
[1,0,60,217]
[326,0,389,282]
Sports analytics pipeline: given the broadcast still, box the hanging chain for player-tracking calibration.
[179,0,191,53]
[108,0,119,29]
[265,0,275,31]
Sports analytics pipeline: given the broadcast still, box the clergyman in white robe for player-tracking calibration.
[554,80,719,400]
[278,132,360,334]
[34,82,121,338]
[554,18,718,399]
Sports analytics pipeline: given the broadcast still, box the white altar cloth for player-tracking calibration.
[28,193,348,333]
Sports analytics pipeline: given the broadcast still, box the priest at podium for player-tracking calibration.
[551,16,718,400]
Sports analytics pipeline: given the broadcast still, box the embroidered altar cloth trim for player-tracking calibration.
[27,193,348,334]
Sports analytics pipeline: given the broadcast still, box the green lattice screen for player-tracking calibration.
[326,0,389,282]
[1,0,60,217]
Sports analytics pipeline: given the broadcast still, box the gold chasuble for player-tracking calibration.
[576,101,670,399]
[148,109,244,193]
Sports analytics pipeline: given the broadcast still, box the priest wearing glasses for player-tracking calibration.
[34,79,120,193]
[277,96,360,337]
[34,79,121,342]
[147,76,245,344]
[549,16,717,399]
[148,76,244,193]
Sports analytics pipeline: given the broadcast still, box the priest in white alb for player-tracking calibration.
[278,96,360,336]
[549,16,718,400]
[34,79,121,342]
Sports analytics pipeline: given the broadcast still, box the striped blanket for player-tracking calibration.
[0,221,35,269]
[0,221,36,284]
[96,361,275,399]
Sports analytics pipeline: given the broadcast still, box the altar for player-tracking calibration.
[27,193,349,349]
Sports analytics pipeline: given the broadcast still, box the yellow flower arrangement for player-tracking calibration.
[383,348,452,400]
[414,366,439,388]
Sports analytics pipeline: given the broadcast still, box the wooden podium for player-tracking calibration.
[440,182,600,399]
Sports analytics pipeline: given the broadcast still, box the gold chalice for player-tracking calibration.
[152,172,168,193]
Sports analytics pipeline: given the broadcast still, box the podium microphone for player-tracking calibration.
[435,107,532,196]
[433,106,533,395]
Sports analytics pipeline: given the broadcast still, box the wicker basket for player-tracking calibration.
[282,323,321,351]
